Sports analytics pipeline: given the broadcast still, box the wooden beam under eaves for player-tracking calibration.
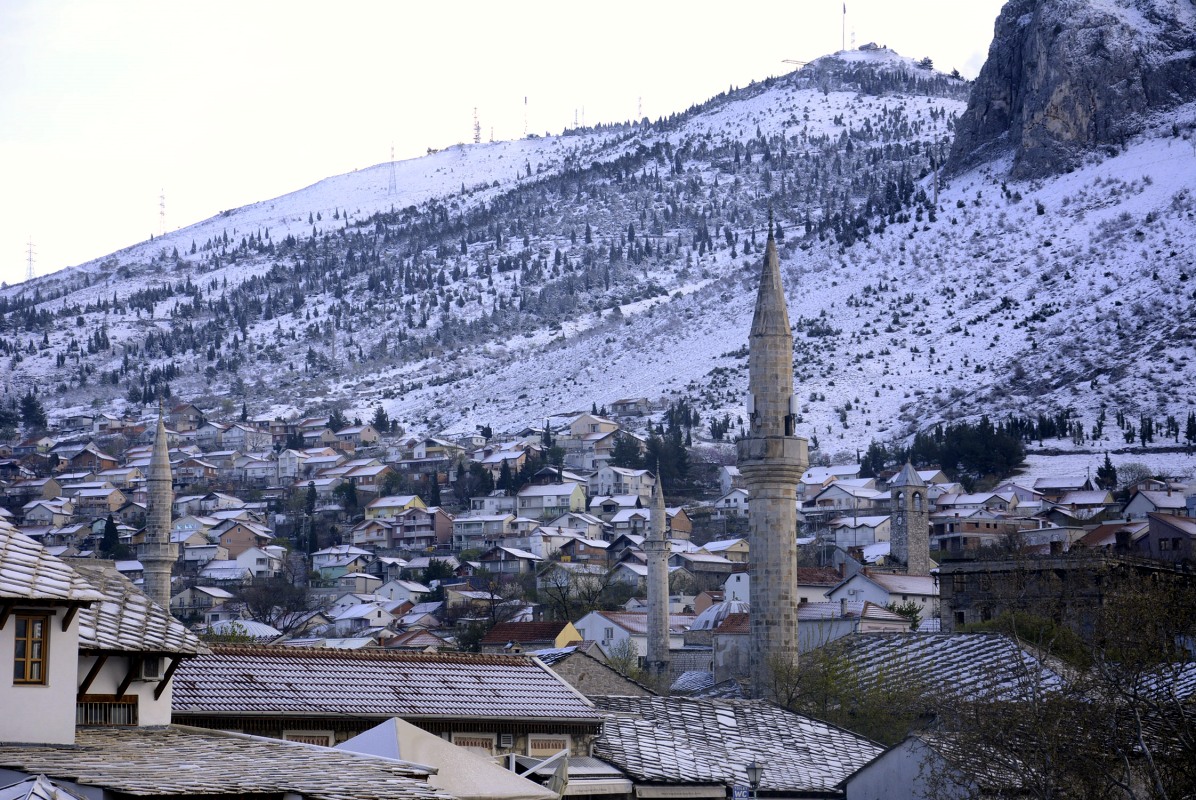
[115,656,141,700]
[153,656,183,700]
[78,654,108,698]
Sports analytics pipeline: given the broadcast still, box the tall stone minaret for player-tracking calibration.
[643,469,671,678]
[738,218,808,700]
[139,407,177,611]
[890,462,930,575]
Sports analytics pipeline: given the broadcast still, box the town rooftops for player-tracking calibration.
[0,527,103,604]
[812,633,1064,702]
[172,645,602,724]
[0,725,446,800]
[593,695,883,794]
[479,620,575,646]
[68,561,204,655]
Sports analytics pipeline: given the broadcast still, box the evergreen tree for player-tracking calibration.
[100,514,120,558]
[1095,453,1118,491]
[1186,411,1196,447]
[328,407,349,432]
[371,405,390,433]
[19,391,47,431]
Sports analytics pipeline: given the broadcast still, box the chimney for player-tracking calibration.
[840,597,847,616]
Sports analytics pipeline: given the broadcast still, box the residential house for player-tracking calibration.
[234,545,284,580]
[829,514,892,547]
[378,579,432,606]
[573,609,695,657]
[516,481,586,520]
[344,462,394,496]
[168,402,206,432]
[701,537,749,563]
[1124,489,1188,519]
[588,466,655,501]
[1139,512,1196,563]
[478,545,543,575]
[170,585,236,621]
[479,621,583,653]
[718,465,743,497]
[452,513,515,550]
[609,397,651,416]
[211,519,274,558]
[712,487,750,519]
[826,570,939,621]
[365,493,427,519]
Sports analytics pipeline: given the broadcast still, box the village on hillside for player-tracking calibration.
[2,225,1194,800]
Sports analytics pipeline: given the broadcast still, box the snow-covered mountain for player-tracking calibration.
[2,13,1195,465]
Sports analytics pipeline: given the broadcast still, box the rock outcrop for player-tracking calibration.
[948,0,1196,178]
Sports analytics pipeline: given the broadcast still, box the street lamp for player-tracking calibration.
[745,760,765,800]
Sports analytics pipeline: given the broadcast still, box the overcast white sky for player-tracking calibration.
[0,0,1006,287]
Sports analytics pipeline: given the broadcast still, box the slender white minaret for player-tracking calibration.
[644,470,671,677]
[738,218,808,700]
[139,407,177,611]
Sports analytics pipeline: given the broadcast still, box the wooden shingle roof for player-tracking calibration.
[172,645,601,724]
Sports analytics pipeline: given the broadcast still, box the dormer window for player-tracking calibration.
[13,614,49,685]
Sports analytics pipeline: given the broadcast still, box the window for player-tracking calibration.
[603,627,614,641]
[452,733,497,755]
[954,611,966,626]
[77,695,138,725]
[528,735,570,757]
[13,614,50,684]
[284,730,335,746]
[952,574,966,592]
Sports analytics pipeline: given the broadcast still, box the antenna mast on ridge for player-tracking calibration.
[523,96,528,137]
[388,143,397,195]
[473,107,481,144]
[159,189,166,236]
[25,236,35,282]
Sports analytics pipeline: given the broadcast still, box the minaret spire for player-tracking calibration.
[139,403,177,611]
[738,224,808,700]
[644,464,671,679]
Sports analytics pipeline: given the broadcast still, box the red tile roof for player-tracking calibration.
[479,620,569,645]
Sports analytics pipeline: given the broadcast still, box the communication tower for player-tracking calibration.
[388,143,397,195]
[25,237,35,282]
[523,96,528,137]
[473,108,481,144]
[159,189,166,236]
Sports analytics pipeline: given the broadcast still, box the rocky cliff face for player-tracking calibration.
[949,0,1196,177]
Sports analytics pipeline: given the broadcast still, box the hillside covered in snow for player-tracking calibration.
[2,19,1195,469]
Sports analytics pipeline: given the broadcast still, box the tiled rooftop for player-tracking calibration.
[68,562,204,655]
[593,696,881,792]
[173,645,601,723]
[814,633,1064,702]
[0,528,102,603]
[0,725,447,800]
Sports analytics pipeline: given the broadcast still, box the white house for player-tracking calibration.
[826,571,939,620]
[712,488,750,519]
[572,610,694,656]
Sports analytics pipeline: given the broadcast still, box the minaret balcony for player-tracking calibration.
[737,435,808,467]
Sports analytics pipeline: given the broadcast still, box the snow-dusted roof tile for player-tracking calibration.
[0,528,102,603]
